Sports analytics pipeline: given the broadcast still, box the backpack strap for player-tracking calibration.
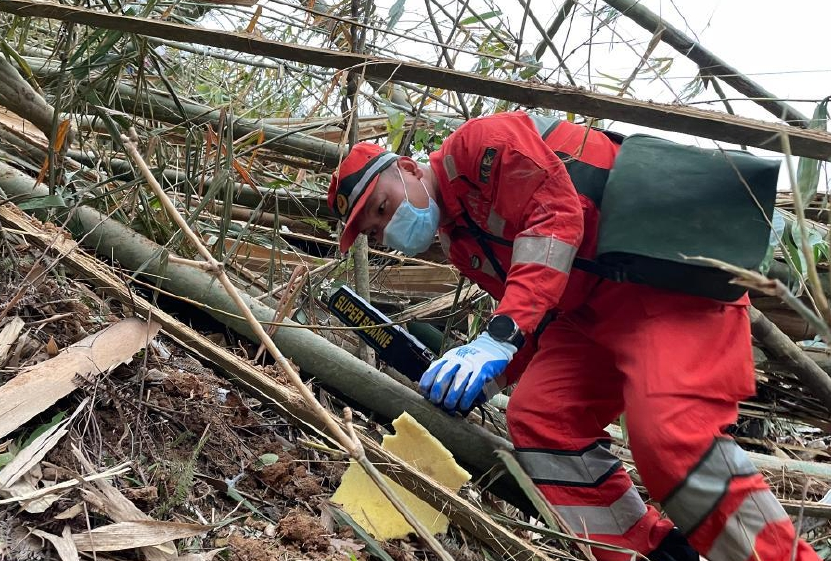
[458,207,628,284]
[458,210,509,282]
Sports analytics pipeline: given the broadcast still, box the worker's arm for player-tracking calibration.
[485,118,585,336]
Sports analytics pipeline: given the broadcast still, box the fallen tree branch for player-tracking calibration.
[749,306,831,414]
[3,0,831,160]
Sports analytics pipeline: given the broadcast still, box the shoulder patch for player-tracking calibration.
[479,147,498,184]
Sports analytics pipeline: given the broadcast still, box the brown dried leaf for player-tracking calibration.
[0,318,161,439]
[45,334,59,356]
[32,526,79,561]
[71,521,211,552]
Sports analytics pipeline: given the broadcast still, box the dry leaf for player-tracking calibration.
[178,549,225,561]
[330,537,365,554]
[0,462,130,509]
[0,316,25,365]
[32,526,79,561]
[4,471,59,513]
[45,335,59,356]
[73,447,182,561]
[54,502,85,520]
[0,318,161,439]
[0,398,88,489]
[71,521,211,552]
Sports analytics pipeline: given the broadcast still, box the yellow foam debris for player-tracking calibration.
[331,412,471,539]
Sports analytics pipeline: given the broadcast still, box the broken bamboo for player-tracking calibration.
[749,306,831,411]
[0,318,160,440]
[119,129,455,561]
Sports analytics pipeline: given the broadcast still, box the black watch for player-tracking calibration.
[486,314,525,349]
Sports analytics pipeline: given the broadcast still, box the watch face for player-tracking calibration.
[488,315,515,340]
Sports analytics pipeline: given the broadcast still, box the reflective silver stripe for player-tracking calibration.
[663,438,757,533]
[487,209,506,238]
[706,491,790,561]
[512,236,577,273]
[556,485,647,536]
[515,444,621,486]
[346,152,398,213]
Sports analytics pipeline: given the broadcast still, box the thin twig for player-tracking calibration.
[514,0,576,86]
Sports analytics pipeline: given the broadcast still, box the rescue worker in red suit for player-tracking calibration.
[327,111,820,561]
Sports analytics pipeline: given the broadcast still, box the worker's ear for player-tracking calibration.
[396,156,421,178]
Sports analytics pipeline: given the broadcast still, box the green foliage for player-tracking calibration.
[327,505,396,561]
[387,0,406,30]
[156,428,210,517]
[0,410,67,469]
[384,110,452,155]
[411,118,452,155]
[384,108,407,152]
[765,209,830,282]
[459,10,502,26]
[796,96,830,207]
[254,453,279,469]
[21,410,66,448]
[0,450,13,469]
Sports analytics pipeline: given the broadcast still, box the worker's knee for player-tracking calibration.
[624,395,741,501]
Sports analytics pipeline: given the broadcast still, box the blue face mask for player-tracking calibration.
[383,168,440,256]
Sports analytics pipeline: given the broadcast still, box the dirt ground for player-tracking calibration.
[0,236,450,561]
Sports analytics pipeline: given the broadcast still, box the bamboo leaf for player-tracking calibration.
[71,521,210,552]
[387,0,406,29]
[326,504,396,561]
[0,452,14,470]
[459,10,502,26]
[796,97,829,206]
[16,194,67,211]
[21,411,66,449]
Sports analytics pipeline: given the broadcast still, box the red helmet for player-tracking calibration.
[328,143,398,251]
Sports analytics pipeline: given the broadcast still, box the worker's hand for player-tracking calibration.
[418,333,516,414]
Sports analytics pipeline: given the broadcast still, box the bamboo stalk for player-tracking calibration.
[0,200,554,561]
[749,306,831,411]
[601,0,810,126]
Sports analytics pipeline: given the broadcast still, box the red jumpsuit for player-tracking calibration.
[428,111,819,561]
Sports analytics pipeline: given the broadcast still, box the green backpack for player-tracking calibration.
[589,134,779,301]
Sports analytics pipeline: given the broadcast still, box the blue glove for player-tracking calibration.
[418,333,516,414]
